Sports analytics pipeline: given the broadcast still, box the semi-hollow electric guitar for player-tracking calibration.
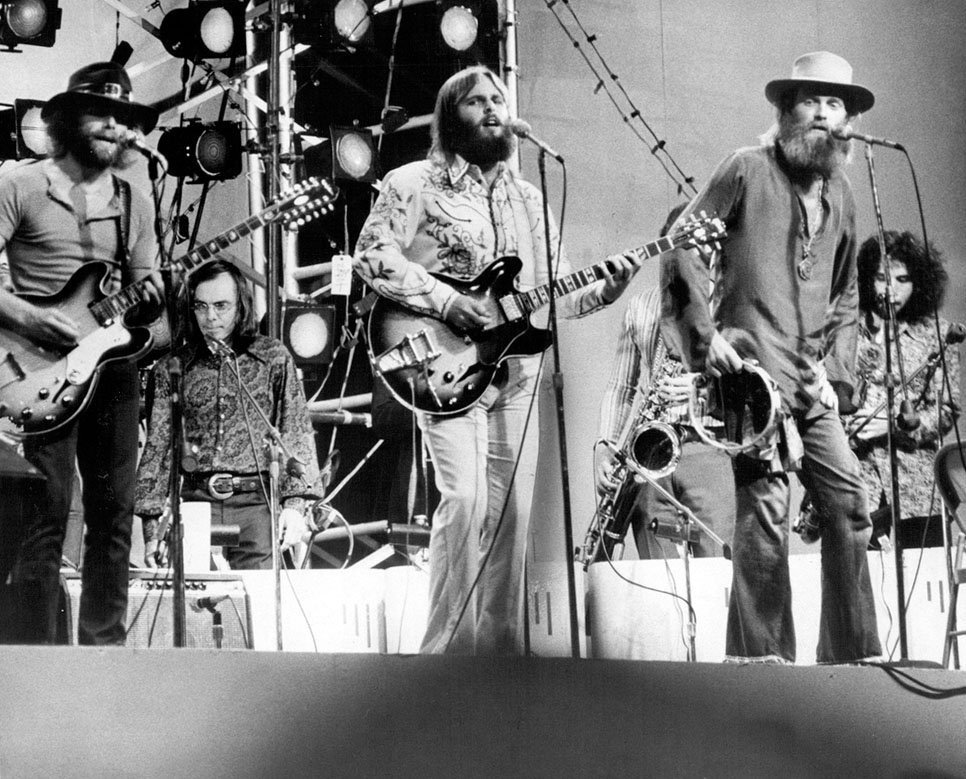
[0,177,336,435]
[367,212,726,415]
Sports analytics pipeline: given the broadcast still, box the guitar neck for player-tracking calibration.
[512,234,676,314]
[89,206,283,325]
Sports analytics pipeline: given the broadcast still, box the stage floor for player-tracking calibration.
[0,647,964,778]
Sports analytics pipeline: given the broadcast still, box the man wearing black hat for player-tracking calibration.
[661,52,882,664]
[0,62,163,644]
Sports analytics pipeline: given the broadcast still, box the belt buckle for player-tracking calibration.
[206,473,235,500]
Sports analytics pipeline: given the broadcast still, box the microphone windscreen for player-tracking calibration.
[508,119,532,139]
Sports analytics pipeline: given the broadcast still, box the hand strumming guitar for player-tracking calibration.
[0,287,79,348]
[444,293,493,330]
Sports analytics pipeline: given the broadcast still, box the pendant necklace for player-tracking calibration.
[797,200,822,281]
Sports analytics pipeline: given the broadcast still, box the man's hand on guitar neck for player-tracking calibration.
[0,288,79,348]
[599,253,639,304]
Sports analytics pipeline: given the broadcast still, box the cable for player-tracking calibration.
[543,0,697,197]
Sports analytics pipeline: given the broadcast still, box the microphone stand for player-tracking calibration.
[537,149,581,658]
[214,342,305,651]
[603,441,728,662]
[863,143,912,659]
[147,152,189,648]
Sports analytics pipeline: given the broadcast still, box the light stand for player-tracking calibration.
[535,149,581,658]
[863,143,914,659]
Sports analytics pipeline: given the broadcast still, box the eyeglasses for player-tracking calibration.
[191,300,236,315]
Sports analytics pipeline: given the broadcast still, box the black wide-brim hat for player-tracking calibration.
[41,62,159,133]
[765,51,874,115]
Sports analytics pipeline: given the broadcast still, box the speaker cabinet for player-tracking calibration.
[61,571,253,649]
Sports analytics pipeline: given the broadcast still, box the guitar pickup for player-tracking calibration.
[374,330,441,375]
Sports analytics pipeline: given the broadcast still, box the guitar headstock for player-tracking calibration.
[673,210,727,253]
[271,177,339,231]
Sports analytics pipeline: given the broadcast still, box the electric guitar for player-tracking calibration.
[0,177,337,435]
[367,212,726,415]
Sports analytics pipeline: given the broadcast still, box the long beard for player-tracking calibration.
[454,120,515,167]
[777,113,851,180]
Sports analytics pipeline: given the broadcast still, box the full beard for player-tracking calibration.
[777,113,851,180]
[454,120,515,168]
[65,131,124,171]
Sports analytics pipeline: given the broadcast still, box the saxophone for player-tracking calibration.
[578,336,685,568]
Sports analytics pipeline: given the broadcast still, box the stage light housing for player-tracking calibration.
[439,3,477,51]
[157,121,243,182]
[0,99,47,159]
[330,125,378,183]
[283,301,336,368]
[333,0,370,42]
[291,0,373,49]
[159,0,245,61]
[0,0,61,50]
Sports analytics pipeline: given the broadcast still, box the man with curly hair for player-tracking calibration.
[354,66,638,655]
[850,231,961,546]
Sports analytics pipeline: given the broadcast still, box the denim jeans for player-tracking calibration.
[726,401,882,663]
[10,362,140,645]
[418,357,541,655]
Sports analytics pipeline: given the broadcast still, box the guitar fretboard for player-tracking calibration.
[510,234,676,315]
[89,178,334,325]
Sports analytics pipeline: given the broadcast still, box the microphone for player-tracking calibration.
[190,593,232,613]
[209,338,233,360]
[829,125,905,151]
[945,322,966,346]
[291,262,333,282]
[508,119,564,163]
[119,130,170,171]
[897,399,920,432]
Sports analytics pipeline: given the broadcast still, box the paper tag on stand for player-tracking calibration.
[331,253,353,296]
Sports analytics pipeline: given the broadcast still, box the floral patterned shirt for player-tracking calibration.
[353,153,611,321]
[850,317,961,518]
[135,335,323,517]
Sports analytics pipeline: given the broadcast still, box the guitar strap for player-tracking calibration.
[114,175,132,284]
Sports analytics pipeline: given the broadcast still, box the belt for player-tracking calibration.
[184,472,264,500]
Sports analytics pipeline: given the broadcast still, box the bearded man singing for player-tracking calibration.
[355,66,638,655]
[661,52,882,664]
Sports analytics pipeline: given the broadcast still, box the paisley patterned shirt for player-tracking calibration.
[850,317,961,518]
[354,153,610,321]
[134,335,323,516]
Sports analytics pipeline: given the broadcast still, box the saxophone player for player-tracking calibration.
[595,207,736,560]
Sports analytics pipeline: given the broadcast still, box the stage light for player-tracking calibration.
[330,125,377,183]
[333,0,370,42]
[283,301,336,368]
[157,121,242,182]
[0,99,47,159]
[439,3,477,51]
[159,0,245,61]
[291,0,373,50]
[0,0,61,50]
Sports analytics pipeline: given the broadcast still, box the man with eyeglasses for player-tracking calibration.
[135,260,324,570]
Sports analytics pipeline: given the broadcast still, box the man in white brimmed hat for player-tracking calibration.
[0,62,163,645]
[660,52,882,664]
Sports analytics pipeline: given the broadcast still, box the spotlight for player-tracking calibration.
[0,99,47,159]
[439,2,477,52]
[157,121,242,182]
[159,0,245,61]
[0,0,61,50]
[333,0,370,42]
[283,301,336,368]
[291,0,373,49]
[330,125,377,183]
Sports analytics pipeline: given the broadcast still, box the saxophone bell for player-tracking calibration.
[628,420,682,479]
